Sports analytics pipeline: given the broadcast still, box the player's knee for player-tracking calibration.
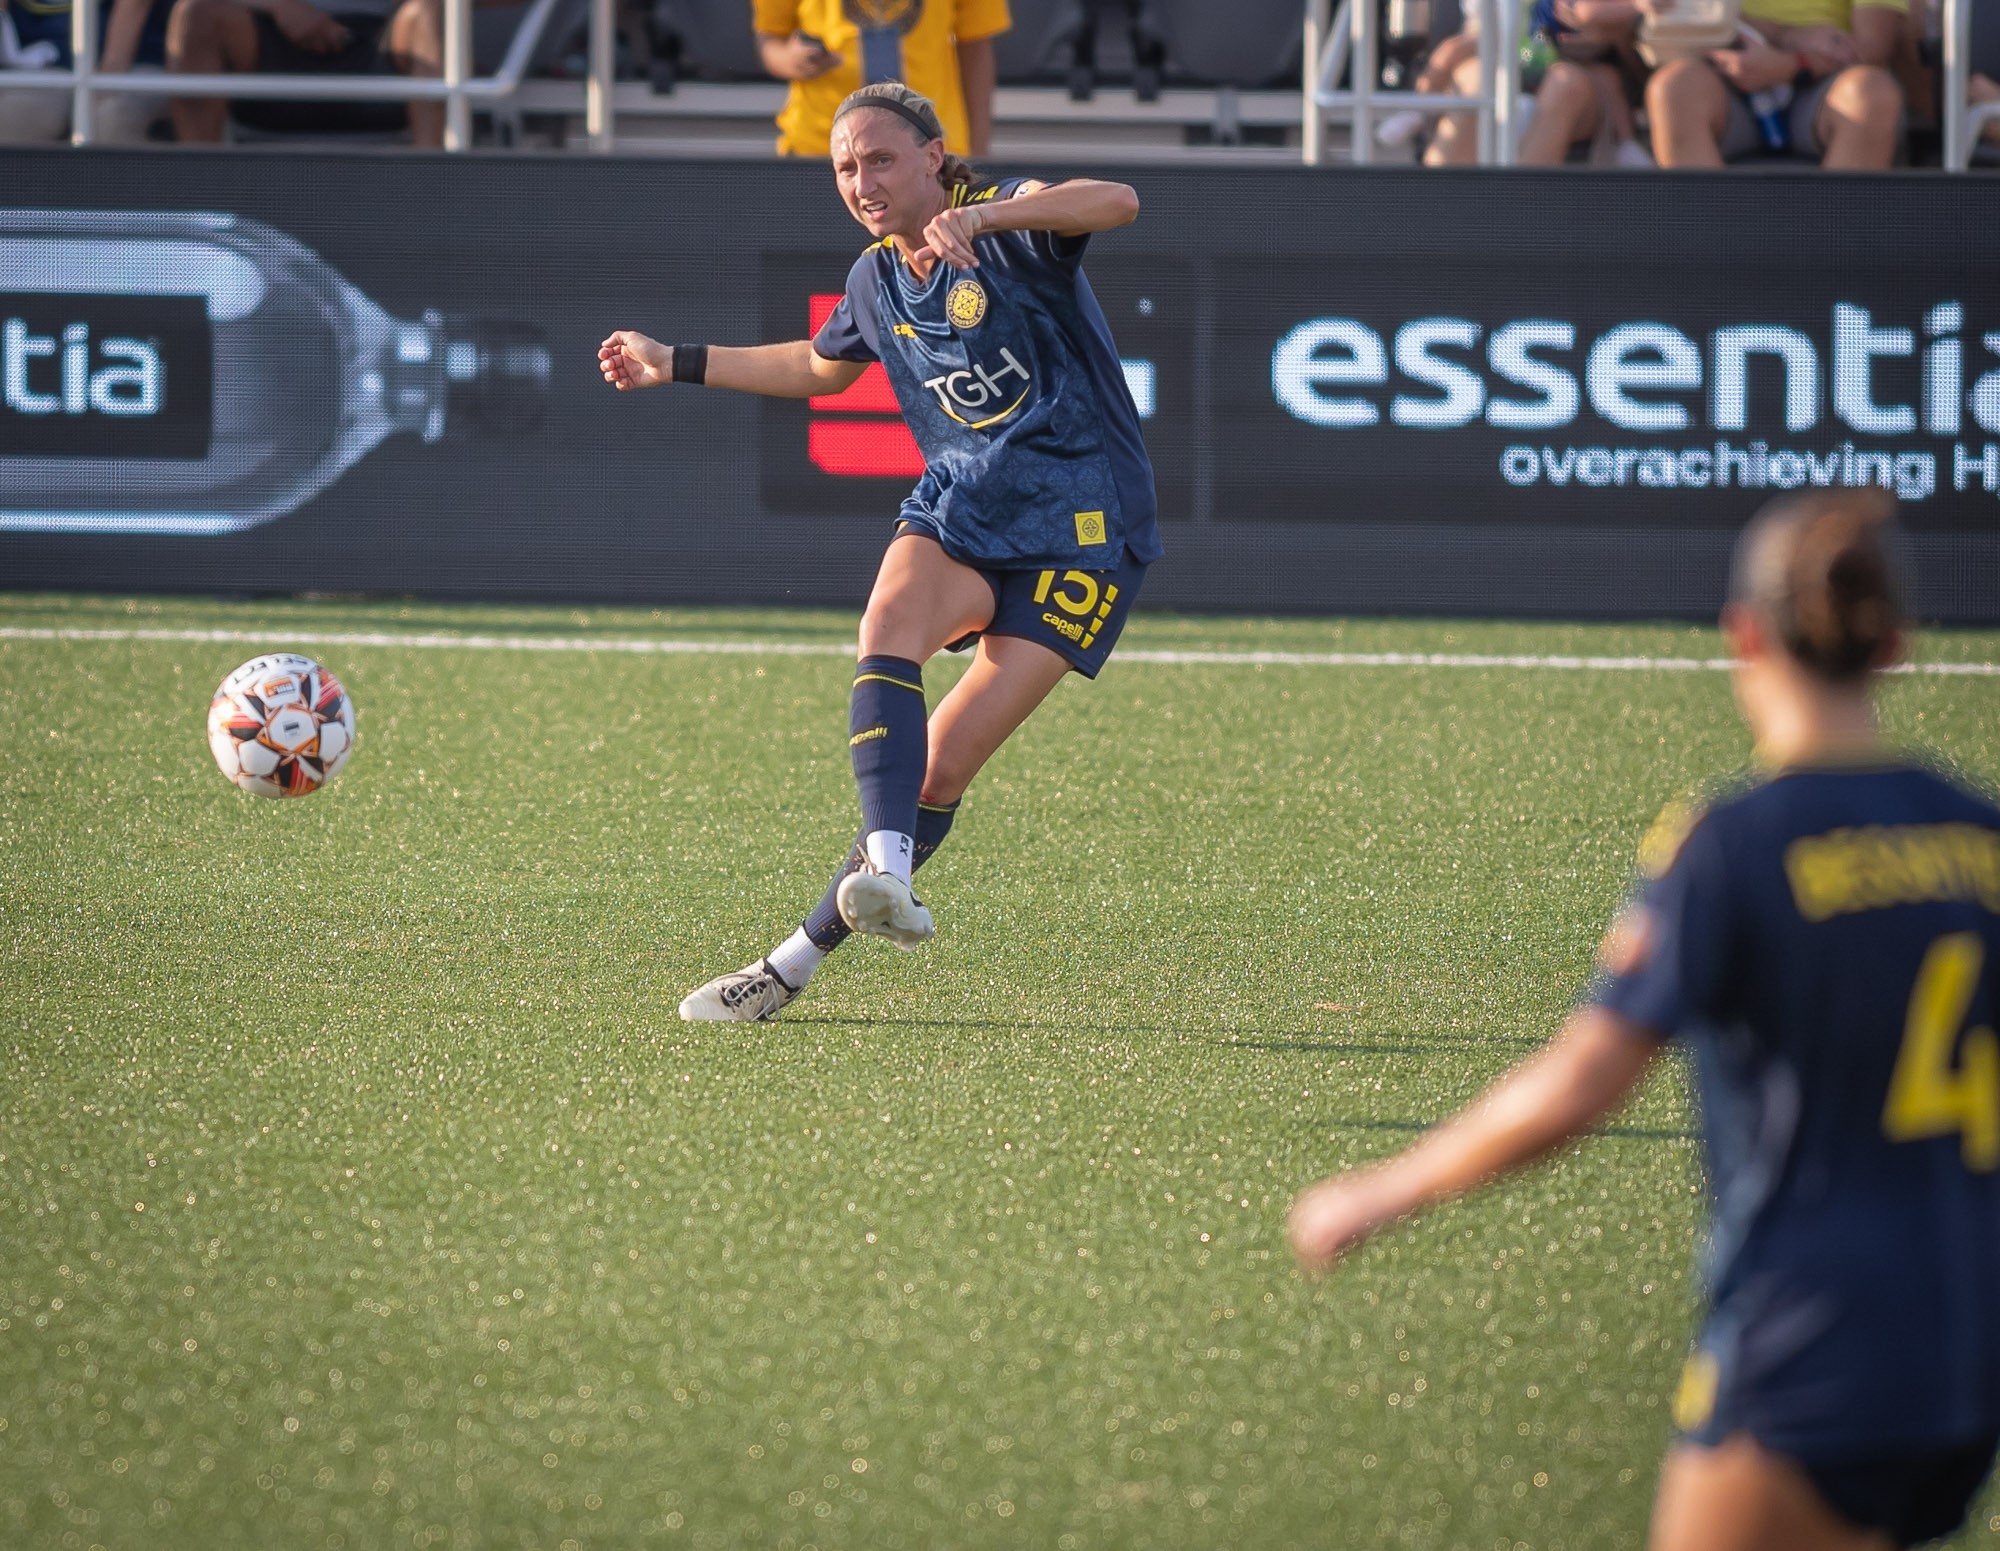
[1647,56,1717,120]
[856,601,926,660]
[1827,65,1901,130]
[917,770,967,807]
[854,620,903,660]
[919,734,977,806]
[1537,62,1593,114]
[168,0,228,54]
[388,0,443,59]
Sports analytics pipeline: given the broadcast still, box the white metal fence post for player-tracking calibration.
[1474,0,1495,162]
[586,0,615,151]
[443,0,471,149]
[1944,0,1970,172]
[1349,0,1377,163]
[68,0,95,145]
[1303,0,1330,166]
[1494,0,1520,167]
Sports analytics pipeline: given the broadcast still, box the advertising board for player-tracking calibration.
[3,150,1995,620]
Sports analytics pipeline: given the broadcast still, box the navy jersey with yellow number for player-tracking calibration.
[1592,761,2000,1456]
[811,179,1162,571]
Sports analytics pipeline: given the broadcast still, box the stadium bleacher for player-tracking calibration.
[3,0,1992,164]
[986,0,1082,89]
[1154,0,1298,91]
[649,0,765,83]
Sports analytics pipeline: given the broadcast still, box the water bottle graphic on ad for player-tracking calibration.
[0,210,549,535]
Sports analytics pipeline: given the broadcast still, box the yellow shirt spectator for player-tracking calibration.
[753,0,1012,157]
[1741,0,1904,27]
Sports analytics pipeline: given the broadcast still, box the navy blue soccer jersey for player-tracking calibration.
[1592,760,2000,1456]
[811,178,1162,571]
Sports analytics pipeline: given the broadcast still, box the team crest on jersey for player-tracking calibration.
[846,0,921,30]
[946,279,988,330]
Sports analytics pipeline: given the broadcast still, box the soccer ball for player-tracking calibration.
[206,653,356,798]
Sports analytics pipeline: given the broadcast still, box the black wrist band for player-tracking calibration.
[671,344,708,385]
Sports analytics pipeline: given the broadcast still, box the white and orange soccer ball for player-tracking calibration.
[206,653,356,798]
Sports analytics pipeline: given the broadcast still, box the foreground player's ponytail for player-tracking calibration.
[1730,491,1905,684]
[832,82,979,192]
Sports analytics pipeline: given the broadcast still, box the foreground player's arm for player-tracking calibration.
[598,332,865,397]
[1288,1006,1660,1271]
[916,179,1140,270]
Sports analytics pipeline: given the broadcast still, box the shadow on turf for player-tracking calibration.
[732,1016,1695,1141]
[792,1016,1540,1058]
[1208,1033,1542,1055]
[1316,1116,1694,1142]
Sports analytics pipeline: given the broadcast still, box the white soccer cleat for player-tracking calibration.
[678,959,802,1022]
[836,869,935,950]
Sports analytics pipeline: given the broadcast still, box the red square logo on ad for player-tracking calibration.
[807,293,923,477]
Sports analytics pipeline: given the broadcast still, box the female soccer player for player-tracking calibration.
[1290,493,1999,1549]
[598,82,1159,1022]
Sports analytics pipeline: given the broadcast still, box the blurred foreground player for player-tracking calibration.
[1290,492,1999,1549]
[598,81,1160,1021]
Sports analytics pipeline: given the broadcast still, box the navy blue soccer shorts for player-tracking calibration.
[1673,1328,2000,1547]
[897,522,1148,679]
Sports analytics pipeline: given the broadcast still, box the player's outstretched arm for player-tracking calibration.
[598,332,865,398]
[1288,1006,1659,1271]
[993,178,1141,236]
[915,179,1139,272]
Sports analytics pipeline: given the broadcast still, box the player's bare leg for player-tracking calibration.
[1649,1437,1895,1551]
[919,632,1072,807]
[166,0,260,144]
[386,0,448,149]
[855,530,997,662]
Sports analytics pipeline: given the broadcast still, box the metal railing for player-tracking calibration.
[7,0,1991,165]
[1303,0,1518,166]
[1311,0,1996,172]
[0,0,611,151]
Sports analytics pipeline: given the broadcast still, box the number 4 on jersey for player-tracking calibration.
[1883,932,2000,1172]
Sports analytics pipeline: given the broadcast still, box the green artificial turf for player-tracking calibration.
[2,592,1996,1551]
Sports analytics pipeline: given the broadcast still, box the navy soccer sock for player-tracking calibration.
[849,655,928,880]
[798,799,959,955]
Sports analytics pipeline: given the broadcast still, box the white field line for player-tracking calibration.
[1,625,1997,676]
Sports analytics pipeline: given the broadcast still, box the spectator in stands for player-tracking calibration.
[1974,74,2000,144]
[1889,0,1930,125]
[754,0,1009,157]
[1403,0,1650,167]
[1645,0,1905,167]
[0,0,171,141]
[166,0,486,146]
